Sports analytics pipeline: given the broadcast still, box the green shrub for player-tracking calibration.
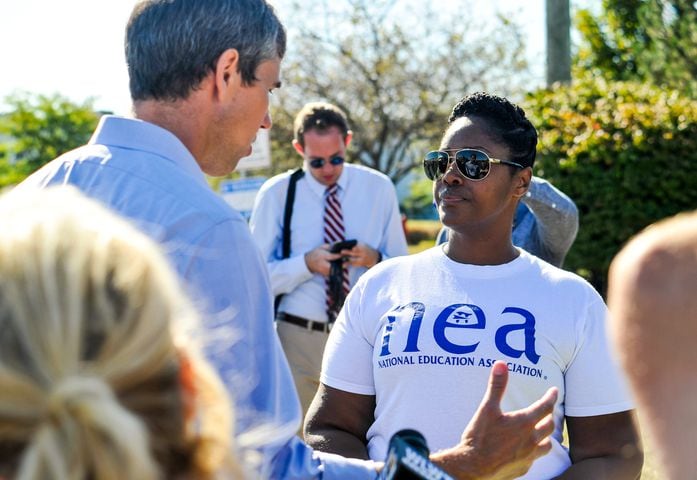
[525,77,697,294]
[405,219,440,245]
[401,177,437,219]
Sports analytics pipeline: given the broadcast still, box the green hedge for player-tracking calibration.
[525,77,697,294]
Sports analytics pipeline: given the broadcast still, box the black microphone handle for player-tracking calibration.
[380,429,454,480]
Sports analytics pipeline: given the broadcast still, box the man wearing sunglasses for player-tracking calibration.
[250,101,408,418]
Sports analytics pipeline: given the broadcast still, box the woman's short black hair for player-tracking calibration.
[448,92,537,168]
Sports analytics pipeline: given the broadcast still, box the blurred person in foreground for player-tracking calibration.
[306,92,642,479]
[0,187,241,479]
[250,102,408,418]
[16,1,559,478]
[608,210,697,480]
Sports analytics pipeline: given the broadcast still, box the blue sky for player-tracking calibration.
[0,0,597,115]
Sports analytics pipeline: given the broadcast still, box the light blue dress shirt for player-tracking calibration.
[19,115,376,479]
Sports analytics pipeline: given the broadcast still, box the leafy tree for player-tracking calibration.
[525,76,697,294]
[270,0,533,182]
[576,0,697,96]
[0,93,100,187]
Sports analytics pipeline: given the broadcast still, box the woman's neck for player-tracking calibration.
[443,227,519,265]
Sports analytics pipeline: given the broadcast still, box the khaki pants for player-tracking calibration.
[276,319,330,430]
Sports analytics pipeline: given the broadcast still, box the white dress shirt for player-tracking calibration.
[250,162,409,322]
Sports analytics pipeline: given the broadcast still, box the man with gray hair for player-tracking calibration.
[19,1,557,478]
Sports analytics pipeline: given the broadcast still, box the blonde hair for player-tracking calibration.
[0,187,240,479]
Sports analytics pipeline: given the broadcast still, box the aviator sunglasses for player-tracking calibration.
[309,156,345,169]
[423,148,525,181]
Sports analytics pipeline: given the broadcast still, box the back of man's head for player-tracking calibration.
[126,0,286,102]
[608,210,697,479]
[293,102,350,147]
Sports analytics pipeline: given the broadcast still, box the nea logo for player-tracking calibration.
[378,302,541,364]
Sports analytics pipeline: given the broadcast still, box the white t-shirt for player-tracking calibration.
[321,246,632,479]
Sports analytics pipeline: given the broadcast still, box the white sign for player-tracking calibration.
[219,177,267,221]
[237,129,271,171]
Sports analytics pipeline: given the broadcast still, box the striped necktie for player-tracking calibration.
[324,184,350,321]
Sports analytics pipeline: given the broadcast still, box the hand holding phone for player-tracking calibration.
[329,239,357,253]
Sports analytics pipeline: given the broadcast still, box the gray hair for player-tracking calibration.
[126,0,286,101]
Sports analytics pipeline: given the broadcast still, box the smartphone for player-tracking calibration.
[329,239,357,253]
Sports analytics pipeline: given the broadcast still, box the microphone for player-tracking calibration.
[378,429,454,480]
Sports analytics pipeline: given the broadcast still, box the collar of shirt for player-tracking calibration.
[302,163,350,199]
[89,115,209,189]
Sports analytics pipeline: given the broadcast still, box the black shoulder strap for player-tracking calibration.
[275,168,304,314]
[282,168,305,259]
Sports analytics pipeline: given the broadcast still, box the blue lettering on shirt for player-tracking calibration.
[379,303,540,364]
[433,304,486,354]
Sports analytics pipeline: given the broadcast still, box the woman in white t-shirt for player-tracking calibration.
[305,92,643,479]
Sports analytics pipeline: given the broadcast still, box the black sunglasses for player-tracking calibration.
[309,156,345,169]
[423,148,525,181]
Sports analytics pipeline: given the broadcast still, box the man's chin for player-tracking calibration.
[226,147,250,174]
[199,157,242,177]
[321,175,337,185]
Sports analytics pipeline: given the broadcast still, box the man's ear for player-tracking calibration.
[513,167,532,198]
[214,48,241,101]
[344,130,354,148]
[292,139,305,157]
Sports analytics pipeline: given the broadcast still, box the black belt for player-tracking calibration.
[276,312,332,333]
